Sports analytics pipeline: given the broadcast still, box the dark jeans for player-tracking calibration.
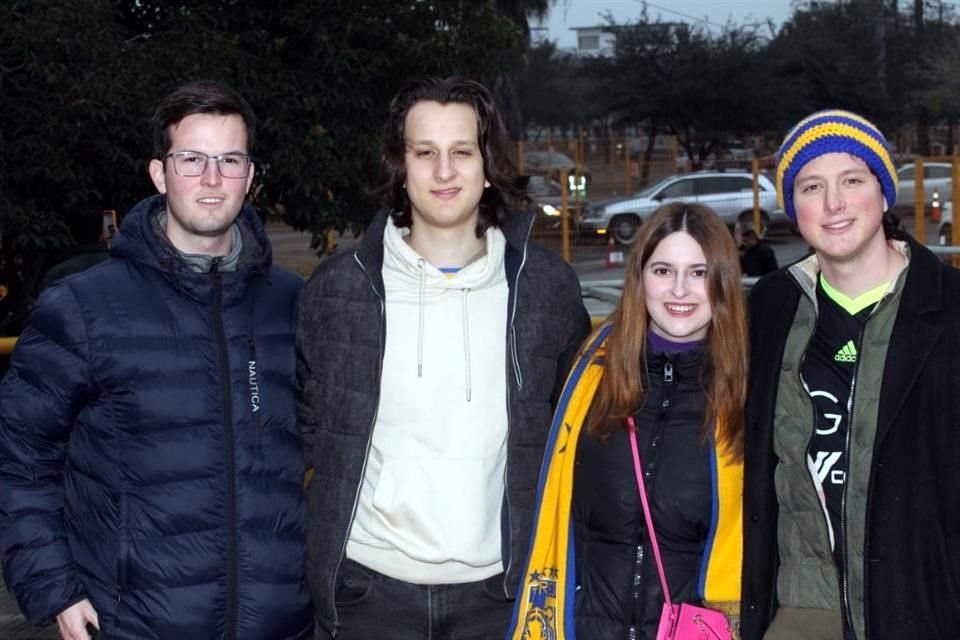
[317,558,513,640]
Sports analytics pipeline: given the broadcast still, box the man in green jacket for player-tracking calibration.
[742,110,960,639]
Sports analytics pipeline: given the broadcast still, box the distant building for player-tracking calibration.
[569,26,617,57]
[528,21,688,59]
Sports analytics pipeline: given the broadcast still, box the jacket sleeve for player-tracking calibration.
[0,283,92,624]
[295,278,320,467]
[551,274,592,408]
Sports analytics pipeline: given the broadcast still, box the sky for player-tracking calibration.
[537,0,797,47]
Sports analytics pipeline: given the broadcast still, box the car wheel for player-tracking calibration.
[610,214,641,245]
[940,223,952,246]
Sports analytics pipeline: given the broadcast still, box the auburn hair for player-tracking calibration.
[586,202,748,460]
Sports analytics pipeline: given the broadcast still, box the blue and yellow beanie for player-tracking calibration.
[776,109,898,222]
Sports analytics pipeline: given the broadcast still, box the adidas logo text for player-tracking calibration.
[834,340,857,363]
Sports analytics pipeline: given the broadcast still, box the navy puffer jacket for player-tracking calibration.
[0,195,312,639]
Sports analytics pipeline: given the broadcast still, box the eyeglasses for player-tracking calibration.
[165,151,252,179]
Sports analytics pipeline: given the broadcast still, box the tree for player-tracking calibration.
[0,0,148,330]
[519,41,602,139]
[0,0,543,326]
[590,14,781,170]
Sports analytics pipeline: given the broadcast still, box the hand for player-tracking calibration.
[56,599,99,640]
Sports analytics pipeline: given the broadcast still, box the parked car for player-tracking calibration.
[523,151,590,196]
[580,170,785,245]
[896,161,953,209]
[524,175,585,231]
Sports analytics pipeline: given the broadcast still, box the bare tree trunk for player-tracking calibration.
[946,115,955,155]
[868,0,887,105]
[915,0,930,154]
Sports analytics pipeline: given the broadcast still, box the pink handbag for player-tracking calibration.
[627,417,733,640]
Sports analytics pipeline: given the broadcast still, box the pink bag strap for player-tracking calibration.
[627,415,673,608]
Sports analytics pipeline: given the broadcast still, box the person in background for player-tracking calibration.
[509,202,746,639]
[36,205,110,294]
[741,109,960,639]
[296,76,591,640]
[0,80,312,640]
[737,218,779,277]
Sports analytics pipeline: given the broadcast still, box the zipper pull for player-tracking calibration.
[664,361,674,383]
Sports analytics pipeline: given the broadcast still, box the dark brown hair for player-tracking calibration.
[152,80,256,158]
[587,202,748,460]
[373,76,523,236]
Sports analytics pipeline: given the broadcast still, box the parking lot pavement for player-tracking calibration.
[0,575,58,640]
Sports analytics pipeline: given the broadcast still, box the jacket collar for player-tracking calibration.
[645,346,705,389]
[787,239,911,309]
[111,194,271,302]
[877,235,947,442]
[353,209,535,298]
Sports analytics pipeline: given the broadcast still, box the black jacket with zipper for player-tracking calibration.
[573,348,713,640]
[296,210,591,635]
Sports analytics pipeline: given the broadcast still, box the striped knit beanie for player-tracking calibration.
[776,109,898,222]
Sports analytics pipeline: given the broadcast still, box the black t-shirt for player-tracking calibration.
[800,282,872,570]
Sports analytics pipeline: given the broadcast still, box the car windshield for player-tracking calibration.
[633,176,674,198]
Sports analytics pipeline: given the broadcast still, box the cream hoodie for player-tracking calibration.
[345,217,510,584]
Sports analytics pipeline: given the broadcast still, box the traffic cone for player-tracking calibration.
[604,236,624,269]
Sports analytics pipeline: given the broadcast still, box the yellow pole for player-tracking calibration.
[0,337,17,355]
[914,159,925,244]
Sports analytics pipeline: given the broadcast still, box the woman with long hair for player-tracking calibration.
[508,202,747,640]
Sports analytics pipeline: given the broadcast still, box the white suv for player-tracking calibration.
[580,171,784,244]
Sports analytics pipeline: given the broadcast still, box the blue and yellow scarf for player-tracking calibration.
[506,326,743,640]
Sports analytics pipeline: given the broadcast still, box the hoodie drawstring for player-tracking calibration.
[462,288,472,402]
[414,259,474,402]
[417,258,426,378]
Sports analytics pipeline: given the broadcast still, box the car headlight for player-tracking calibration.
[541,204,561,217]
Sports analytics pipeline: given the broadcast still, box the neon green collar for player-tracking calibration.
[819,274,889,315]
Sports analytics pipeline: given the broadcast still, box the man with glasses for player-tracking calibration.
[0,80,312,640]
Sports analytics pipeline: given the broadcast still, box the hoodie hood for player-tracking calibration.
[382,216,507,298]
[382,216,508,401]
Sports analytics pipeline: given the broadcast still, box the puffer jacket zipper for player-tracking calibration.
[328,253,386,638]
[836,327,865,640]
[797,283,883,640]
[628,542,644,640]
[628,359,673,638]
[211,258,239,640]
[837,300,884,640]
[502,213,533,598]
